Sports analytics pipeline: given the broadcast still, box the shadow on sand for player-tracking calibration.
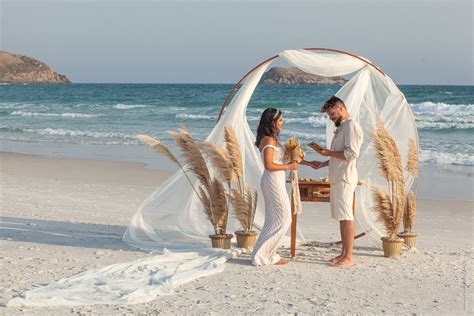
[0,216,138,251]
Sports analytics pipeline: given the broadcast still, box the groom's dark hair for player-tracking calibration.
[320,96,346,113]
[255,108,281,148]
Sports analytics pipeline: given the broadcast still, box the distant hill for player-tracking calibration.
[260,67,347,85]
[0,51,70,84]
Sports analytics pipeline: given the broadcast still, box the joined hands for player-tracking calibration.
[308,160,325,170]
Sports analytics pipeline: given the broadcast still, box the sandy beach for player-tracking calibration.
[1,152,473,315]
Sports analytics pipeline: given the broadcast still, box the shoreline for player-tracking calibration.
[1,151,472,314]
[1,140,472,201]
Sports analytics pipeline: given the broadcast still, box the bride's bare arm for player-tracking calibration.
[262,146,298,171]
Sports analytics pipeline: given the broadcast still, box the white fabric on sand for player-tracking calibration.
[8,248,239,307]
[252,145,292,266]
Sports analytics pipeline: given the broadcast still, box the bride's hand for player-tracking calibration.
[309,161,324,169]
[287,162,299,171]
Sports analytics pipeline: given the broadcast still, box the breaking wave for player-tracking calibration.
[10,111,101,119]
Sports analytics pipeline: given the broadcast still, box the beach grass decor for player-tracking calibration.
[137,135,202,197]
[371,118,406,258]
[222,126,259,250]
[223,126,244,191]
[169,127,233,248]
[138,128,233,248]
[398,138,419,249]
[230,186,258,249]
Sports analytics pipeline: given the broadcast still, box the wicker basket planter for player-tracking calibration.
[235,230,257,250]
[397,232,417,249]
[209,234,233,249]
[381,237,405,258]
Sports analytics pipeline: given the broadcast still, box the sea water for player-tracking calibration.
[1,84,472,166]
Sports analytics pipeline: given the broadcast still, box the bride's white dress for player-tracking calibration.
[251,144,292,266]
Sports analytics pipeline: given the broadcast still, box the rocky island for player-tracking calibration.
[260,67,347,85]
[0,51,70,84]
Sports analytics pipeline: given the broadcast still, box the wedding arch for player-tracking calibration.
[123,48,419,250]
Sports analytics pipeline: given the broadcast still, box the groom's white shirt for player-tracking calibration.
[328,118,363,185]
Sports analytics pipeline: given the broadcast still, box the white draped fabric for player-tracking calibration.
[279,50,418,244]
[124,49,418,248]
[8,248,238,307]
[279,49,368,77]
[123,59,283,249]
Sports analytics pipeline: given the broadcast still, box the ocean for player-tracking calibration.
[0,84,473,169]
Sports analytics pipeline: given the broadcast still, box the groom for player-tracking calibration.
[311,96,363,267]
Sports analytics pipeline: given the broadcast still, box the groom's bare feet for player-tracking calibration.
[275,259,289,265]
[330,257,354,267]
[329,254,344,264]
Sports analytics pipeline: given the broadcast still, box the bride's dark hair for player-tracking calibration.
[255,108,282,147]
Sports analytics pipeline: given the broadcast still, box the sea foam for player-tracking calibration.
[175,113,217,120]
[11,111,101,119]
[113,104,147,110]
[23,127,135,140]
[420,150,474,166]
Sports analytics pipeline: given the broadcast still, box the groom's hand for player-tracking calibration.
[308,161,324,169]
[319,149,331,157]
[308,142,323,153]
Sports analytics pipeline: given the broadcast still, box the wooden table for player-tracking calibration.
[289,181,360,258]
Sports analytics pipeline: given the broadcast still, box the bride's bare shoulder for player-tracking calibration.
[259,136,277,151]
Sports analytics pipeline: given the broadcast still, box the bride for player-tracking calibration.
[251,108,299,266]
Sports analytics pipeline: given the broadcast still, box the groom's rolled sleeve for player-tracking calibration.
[343,122,363,161]
[343,147,358,160]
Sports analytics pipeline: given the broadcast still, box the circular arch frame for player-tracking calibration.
[216,47,385,123]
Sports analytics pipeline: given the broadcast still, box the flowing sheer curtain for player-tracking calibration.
[123,60,277,250]
[279,50,418,245]
[124,49,419,250]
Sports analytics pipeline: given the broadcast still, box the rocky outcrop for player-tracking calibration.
[0,51,70,84]
[260,67,346,85]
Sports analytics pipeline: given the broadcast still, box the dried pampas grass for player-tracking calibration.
[371,118,406,239]
[407,138,419,178]
[230,186,257,232]
[137,134,202,198]
[198,187,214,227]
[139,125,256,236]
[169,129,211,189]
[403,138,418,233]
[222,126,259,233]
[373,186,398,239]
[137,134,180,165]
[210,179,229,235]
[371,118,404,183]
[224,127,243,178]
[230,188,248,229]
[200,142,235,186]
[246,186,258,230]
[404,191,417,233]
[140,127,237,236]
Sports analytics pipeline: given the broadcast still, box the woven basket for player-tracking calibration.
[235,230,257,250]
[381,237,404,258]
[397,232,417,249]
[209,234,233,249]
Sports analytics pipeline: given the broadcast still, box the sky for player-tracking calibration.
[1,0,472,85]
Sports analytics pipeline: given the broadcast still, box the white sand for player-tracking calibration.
[1,152,473,314]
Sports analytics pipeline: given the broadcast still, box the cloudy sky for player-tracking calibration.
[1,0,472,84]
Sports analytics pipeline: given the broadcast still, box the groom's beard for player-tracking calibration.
[334,118,343,127]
